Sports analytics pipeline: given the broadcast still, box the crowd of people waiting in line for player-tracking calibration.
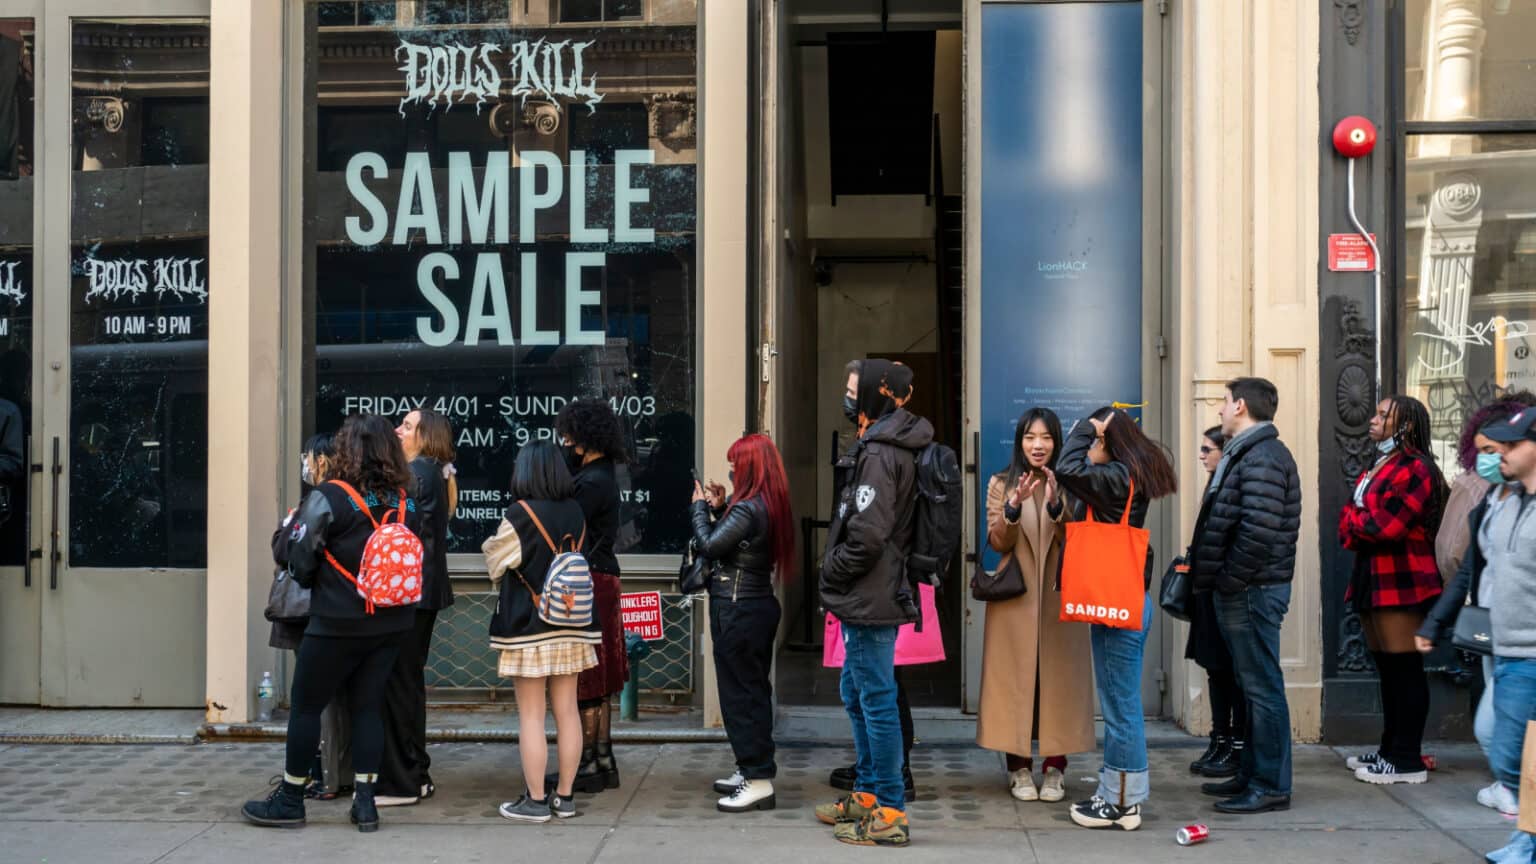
[234,360,1536,855]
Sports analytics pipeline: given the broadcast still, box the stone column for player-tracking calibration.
[1408,174,1483,390]
[204,0,284,723]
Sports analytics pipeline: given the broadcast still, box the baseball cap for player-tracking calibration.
[1484,408,1536,444]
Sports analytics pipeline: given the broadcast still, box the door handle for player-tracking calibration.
[49,437,61,590]
[25,460,41,588]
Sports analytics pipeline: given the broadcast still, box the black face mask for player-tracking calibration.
[727,470,735,486]
[842,395,859,425]
[562,445,584,473]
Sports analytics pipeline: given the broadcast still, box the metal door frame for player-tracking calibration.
[7,0,212,706]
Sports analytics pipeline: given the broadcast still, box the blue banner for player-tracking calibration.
[979,1,1143,564]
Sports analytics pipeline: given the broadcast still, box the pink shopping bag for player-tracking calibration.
[823,582,947,668]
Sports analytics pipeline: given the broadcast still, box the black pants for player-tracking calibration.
[711,594,781,779]
[284,631,405,781]
[1207,666,1248,740]
[1373,650,1429,769]
[377,609,438,797]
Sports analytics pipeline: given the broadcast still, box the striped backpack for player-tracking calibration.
[516,500,594,628]
[323,480,423,615]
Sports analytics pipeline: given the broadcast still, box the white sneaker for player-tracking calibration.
[1478,781,1520,816]
[374,793,420,807]
[712,770,744,795]
[1354,761,1427,785]
[1009,768,1039,801]
[1040,766,1066,803]
[717,778,776,813]
[1345,750,1381,771]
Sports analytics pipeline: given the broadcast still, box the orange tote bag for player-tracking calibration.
[1059,480,1149,630]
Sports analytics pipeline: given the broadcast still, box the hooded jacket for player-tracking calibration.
[819,360,934,627]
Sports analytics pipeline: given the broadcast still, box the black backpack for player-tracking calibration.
[906,442,963,588]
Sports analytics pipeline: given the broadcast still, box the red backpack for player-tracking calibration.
[323,480,423,614]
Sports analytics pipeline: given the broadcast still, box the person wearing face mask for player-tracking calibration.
[550,398,629,794]
[1418,393,1535,814]
[977,407,1094,805]
[1337,395,1448,786]
[815,359,932,848]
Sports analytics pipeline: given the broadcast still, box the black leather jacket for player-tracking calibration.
[691,497,774,599]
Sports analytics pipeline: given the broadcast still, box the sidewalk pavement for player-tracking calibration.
[0,734,1511,863]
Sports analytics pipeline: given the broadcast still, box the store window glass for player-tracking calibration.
[304,1,699,555]
[1402,134,1536,461]
[1406,0,1536,123]
[0,19,34,569]
[69,20,211,568]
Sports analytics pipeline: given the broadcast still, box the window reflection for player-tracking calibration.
[68,20,210,568]
[0,19,33,569]
[1406,0,1536,124]
[1402,134,1536,469]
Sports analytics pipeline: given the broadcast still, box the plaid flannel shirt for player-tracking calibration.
[1338,452,1443,608]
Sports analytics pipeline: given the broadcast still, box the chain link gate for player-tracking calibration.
[425,591,696,701]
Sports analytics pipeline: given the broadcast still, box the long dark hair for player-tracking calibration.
[1004,407,1064,488]
[726,434,796,579]
[510,441,576,501]
[1203,426,1226,450]
[332,414,413,498]
[1386,395,1448,532]
[1090,407,1178,500]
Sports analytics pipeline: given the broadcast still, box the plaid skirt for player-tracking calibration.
[498,641,598,679]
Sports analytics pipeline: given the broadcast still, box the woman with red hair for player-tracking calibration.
[691,433,796,814]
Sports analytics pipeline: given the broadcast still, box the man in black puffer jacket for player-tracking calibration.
[1189,377,1302,816]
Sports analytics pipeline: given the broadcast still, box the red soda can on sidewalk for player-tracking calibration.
[1176,824,1210,846]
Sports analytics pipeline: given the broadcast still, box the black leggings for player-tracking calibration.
[1207,667,1248,740]
[285,632,405,781]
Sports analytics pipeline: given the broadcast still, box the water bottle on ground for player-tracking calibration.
[256,671,276,723]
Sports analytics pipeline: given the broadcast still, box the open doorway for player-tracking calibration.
[767,0,965,709]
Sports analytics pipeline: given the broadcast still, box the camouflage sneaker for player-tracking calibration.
[834,807,910,847]
[815,791,876,826]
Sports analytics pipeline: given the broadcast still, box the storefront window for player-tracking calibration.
[304,1,699,556]
[0,19,34,568]
[68,20,211,568]
[1402,1,1536,467]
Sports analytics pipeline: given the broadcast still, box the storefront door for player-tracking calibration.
[0,0,209,707]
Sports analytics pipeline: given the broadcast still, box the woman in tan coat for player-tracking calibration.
[978,407,1097,803]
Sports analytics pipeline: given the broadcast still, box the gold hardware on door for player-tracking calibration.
[49,437,60,590]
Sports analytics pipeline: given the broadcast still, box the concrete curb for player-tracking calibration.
[197,724,732,744]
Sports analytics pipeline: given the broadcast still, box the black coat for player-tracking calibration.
[410,456,455,611]
[484,498,603,651]
[691,496,774,598]
[1055,420,1154,586]
[1419,485,1503,645]
[1189,424,1302,593]
[288,482,422,637]
[572,459,622,575]
[819,408,933,627]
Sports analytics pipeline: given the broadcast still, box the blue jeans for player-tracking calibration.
[1090,599,1152,807]
[1477,655,1497,762]
[1491,657,1536,794]
[839,623,904,810]
[1214,583,1293,797]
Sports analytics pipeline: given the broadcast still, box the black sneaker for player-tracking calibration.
[1201,777,1247,797]
[499,792,553,823]
[350,782,380,833]
[1354,760,1428,785]
[1069,795,1141,831]
[549,791,577,819]
[1189,735,1225,773]
[1344,750,1381,771]
[827,764,917,801]
[242,779,307,828]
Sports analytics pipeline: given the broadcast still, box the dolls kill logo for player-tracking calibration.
[0,261,23,304]
[396,38,603,117]
[81,256,208,305]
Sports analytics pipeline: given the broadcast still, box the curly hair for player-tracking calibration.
[554,398,629,463]
[332,414,413,498]
[1457,391,1536,471]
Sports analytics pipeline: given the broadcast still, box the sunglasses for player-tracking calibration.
[1199,446,1217,455]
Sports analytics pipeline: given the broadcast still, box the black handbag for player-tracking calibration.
[679,541,713,594]
[1453,605,1494,655]
[1159,555,1193,622]
[970,554,1026,602]
[264,567,310,623]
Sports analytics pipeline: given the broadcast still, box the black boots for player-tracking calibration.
[350,782,380,833]
[242,779,306,828]
[1190,736,1244,778]
[546,698,620,794]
